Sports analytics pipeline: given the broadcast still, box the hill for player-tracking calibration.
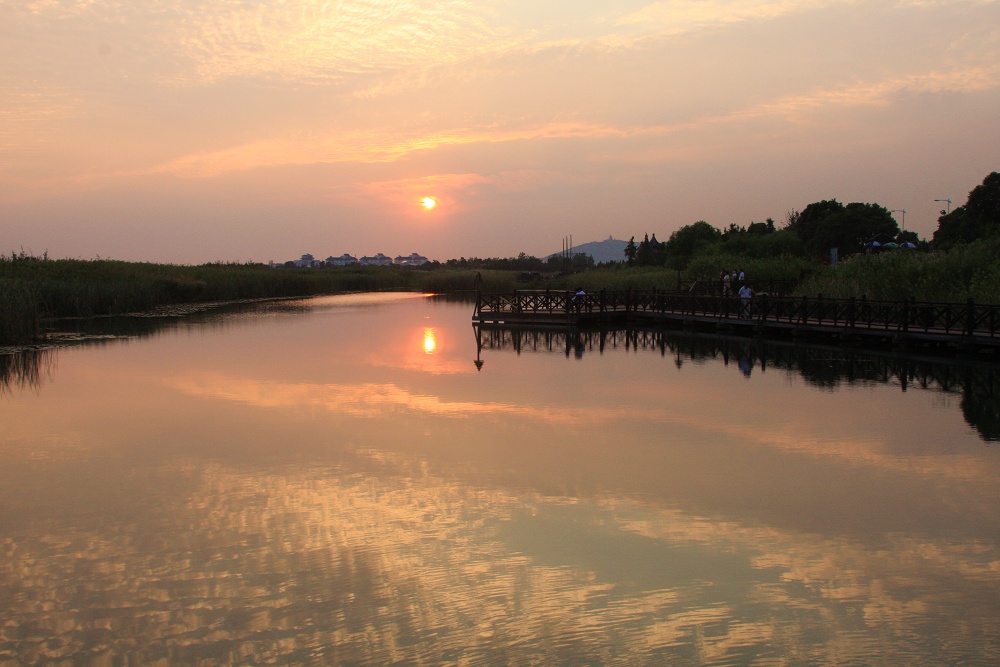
[549,236,628,264]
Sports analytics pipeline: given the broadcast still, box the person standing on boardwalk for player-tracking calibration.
[722,270,731,296]
[739,282,753,319]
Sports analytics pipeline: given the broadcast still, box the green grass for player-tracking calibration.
[795,237,1000,303]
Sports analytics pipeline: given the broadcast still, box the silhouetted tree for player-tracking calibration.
[787,200,898,257]
[663,221,721,268]
[624,236,637,265]
[933,172,1000,249]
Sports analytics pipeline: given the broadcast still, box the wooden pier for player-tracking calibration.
[473,289,1000,355]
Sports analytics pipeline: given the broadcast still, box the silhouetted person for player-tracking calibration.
[739,283,753,319]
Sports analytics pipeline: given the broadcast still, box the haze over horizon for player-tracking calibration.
[2,0,998,264]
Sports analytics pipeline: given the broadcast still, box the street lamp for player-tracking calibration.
[934,198,952,215]
[890,209,906,230]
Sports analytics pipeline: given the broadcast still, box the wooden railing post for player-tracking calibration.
[966,298,976,338]
[473,272,483,317]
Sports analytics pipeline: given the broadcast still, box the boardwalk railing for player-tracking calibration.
[474,289,1000,340]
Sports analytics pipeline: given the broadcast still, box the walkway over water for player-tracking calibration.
[473,289,1000,354]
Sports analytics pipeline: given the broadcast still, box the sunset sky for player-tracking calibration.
[2,0,998,264]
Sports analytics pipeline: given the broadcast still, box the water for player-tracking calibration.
[2,293,999,665]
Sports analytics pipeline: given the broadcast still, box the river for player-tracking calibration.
[1,293,998,665]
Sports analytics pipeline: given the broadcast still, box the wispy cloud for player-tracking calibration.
[615,0,837,34]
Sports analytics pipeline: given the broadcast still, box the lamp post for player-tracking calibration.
[890,209,906,230]
[934,198,952,215]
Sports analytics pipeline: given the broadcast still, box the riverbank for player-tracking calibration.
[5,239,999,345]
[0,257,530,344]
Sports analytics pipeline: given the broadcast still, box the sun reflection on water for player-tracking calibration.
[3,297,1000,665]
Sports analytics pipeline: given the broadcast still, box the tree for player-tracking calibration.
[787,200,898,257]
[785,199,845,253]
[636,233,666,267]
[933,172,1000,249]
[966,171,1000,221]
[624,236,637,265]
[739,219,776,236]
[663,221,721,268]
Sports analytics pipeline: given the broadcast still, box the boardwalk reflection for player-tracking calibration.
[474,324,1000,442]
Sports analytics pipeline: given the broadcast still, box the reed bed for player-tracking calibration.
[5,242,997,345]
[0,282,40,343]
[531,255,813,292]
[0,258,511,343]
[795,238,1000,303]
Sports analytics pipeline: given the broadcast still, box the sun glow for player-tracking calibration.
[422,197,437,210]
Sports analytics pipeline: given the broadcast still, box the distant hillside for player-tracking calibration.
[549,236,628,264]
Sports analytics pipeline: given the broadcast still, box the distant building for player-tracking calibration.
[279,251,426,268]
[326,254,358,267]
[294,253,320,268]
[393,253,429,266]
[359,253,393,267]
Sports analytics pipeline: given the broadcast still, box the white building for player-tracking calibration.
[393,253,429,266]
[325,254,358,267]
[359,253,393,267]
[294,253,320,268]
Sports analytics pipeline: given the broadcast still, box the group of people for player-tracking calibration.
[720,268,754,318]
[719,268,745,295]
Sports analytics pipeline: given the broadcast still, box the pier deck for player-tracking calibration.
[473,289,1000,354]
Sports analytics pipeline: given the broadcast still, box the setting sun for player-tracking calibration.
[421,197,437,210]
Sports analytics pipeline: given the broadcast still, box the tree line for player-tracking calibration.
[443,252,594,273]
[623,171,999,269]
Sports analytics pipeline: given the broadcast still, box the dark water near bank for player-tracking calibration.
[2,294,999,665]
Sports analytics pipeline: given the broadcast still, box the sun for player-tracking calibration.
[421,196,437,210]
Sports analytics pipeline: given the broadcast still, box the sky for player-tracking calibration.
[1,0,998,264]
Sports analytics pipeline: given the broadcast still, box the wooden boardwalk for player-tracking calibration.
[473,289,1000,354]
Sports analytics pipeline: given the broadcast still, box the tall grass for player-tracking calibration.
[533,255,815,292]
[0,282,40,343]
[0,258,513,343]
[795,237,1000,303]
[5,242,997,344]
[544,265,684,291]
[0,258,423,343]
[686,253,816,284]
[417,270,517,294]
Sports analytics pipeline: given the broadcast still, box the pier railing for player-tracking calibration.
[474,289,1000,340]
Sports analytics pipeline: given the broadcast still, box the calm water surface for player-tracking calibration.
[2,293,999,665]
